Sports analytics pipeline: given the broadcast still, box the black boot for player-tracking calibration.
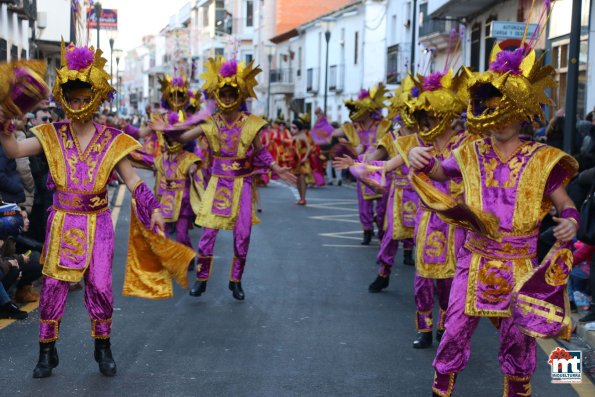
[94,338,117,377]
[361,230,373,245]
[0,301,28,319]
[189,280,207,297]
[228,281,245,301]
[368,275,389,292]
[436,329,445,342]
[403,250,414,266]
[412,332,433,349]
[32,342,59,378]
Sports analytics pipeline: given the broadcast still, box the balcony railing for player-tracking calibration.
[270,68,294,84]
[7,0,36,20]
[306,67,319,93]
[419,18,447,38]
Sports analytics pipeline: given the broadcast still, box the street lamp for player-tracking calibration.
[109,36,115,110]
[94,2,102,50]
[265,44,276,118]
[114,49,123,115]
[320,17,336,115]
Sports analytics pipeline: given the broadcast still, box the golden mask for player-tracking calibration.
[344,83,389,121]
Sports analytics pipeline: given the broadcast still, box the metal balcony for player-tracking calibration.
[270,68,294,95]
[306,67,320,94]
[418,18,459,51]
[429,0,500,19]
[7,0,36,20]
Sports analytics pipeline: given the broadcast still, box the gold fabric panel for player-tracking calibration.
[453,139,483,209]
[122,202,195,299]
[238,115,267,157]
[375,119,392,142]
[195,176,246,230]
[29,124,67,187]
[513,147,578,233]
[394,134,421,168]
[414,210,456,279]
[155,151,201,221]
[377,133,397,158]
[94,133,141,190]
[201,118,220,154]
[392,188,414,240]
[341,122,360,147]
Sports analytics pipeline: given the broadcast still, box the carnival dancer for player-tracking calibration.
[153,111,201,253]
[291,113,313,205]
[272,112,294,171]
[0,43,194,378]
[407,43,579,396]
[155,57,296,300]
[332,85,392,245]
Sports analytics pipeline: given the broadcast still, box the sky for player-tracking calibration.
[89,0,190,51]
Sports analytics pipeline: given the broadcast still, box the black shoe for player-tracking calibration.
[94,339,117,377]
[403,250,414,266]
[32,342,59,378]
[189,280,207,297]
[436,329,445,342]
[570,300,578,313]
[368,275,389,292]
[361,230,373,245]
[579,310,595,323]
[0,301,28,320]
[228,281,245,301]
[337,180,342,186]
[412,332,433,349]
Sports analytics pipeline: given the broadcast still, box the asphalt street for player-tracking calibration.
[0,179,591,397]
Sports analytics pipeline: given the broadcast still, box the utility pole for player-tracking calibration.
[563,0,582,153]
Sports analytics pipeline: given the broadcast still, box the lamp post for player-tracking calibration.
[94,2,102,50]
[114,49,123,116]
[265,44,276,118]
[320,17,336,115]
[109,37,115,111]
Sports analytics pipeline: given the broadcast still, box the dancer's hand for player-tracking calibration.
[331,154,354,170]
[149,119,167,131]
[276,166,297,185]
[409,147,433,170]
[552,216,577,242]
[150,210,165,235]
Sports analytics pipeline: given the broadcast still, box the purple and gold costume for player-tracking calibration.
[195,112,273,282]
[428,138,577,396]
[396,132,472,334]
[31,122,141,342]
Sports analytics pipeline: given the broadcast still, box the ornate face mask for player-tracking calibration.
[465,45,556,134]
[410,69,466,142]
[159,75,190,112]
[201,57,261,113]
[53,41,113,122]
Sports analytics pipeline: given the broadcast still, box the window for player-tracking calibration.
[246,0,254,27]
[484,15,497,71]
[470,23,481,71]
[354,31,359,65]
[391,14,397,43]
[0,39,6,62]
[21,49,27,60]
[329,65,337,90]
[245,53,253,63]
[386,44,400,84]
[297,47,302,77]
[10,45,18,61]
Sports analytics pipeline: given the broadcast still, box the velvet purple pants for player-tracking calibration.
[356,180,380,231]
[414,273,451,332]
[38,266,113,342]
[196,193,252,282]
[432,249,537,396]
[165,214,194,249]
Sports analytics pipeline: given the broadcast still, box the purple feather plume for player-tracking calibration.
[65,45,94,71]
[220,59,238,77]
[489,47,524,75]
[171,77,184,87]
[422,71,445,91]
[167,111,179,125]
[357,89,370,100]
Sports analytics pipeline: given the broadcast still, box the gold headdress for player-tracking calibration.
[293,112,311,131]
[411,69,466,141]
[187,88,203,113]
[0,60,49,118]
[53,40,113,122]
[465,43,556,134]
[159,74,190,112]
[201,56,261,112]
[344,83,389,121]
[387,76,417,129]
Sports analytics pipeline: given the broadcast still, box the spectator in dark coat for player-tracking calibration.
[0,145,25,204]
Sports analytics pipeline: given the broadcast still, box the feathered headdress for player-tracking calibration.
[387,75,417,129]
[201,56,261,112]
[344,83,389,121]
[53,40,113,122]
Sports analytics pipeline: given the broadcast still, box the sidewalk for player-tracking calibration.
[571,312,595,379]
